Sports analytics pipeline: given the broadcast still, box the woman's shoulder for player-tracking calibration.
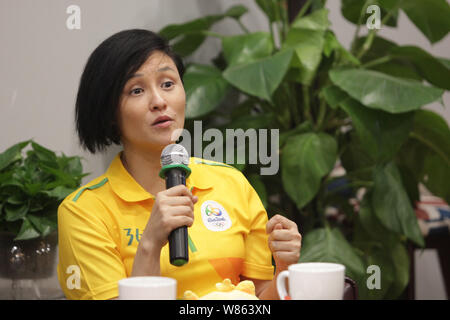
[189,156,251,190]
[61,174,110,205]
[189,157,244,177]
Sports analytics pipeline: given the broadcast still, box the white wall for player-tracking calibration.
[1,0,449,299]
[0,0,267,181]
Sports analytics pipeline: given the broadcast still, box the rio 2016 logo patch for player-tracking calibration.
[200,200,232,232]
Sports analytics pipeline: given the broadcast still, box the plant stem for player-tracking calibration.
[302,85,312,121]
[273,0,283,47]
[350,0,372,53]
[288,83,301,125]
[356,2,402,60]
[296,0,313,20]
[201,30,223,39]
[316,98,327,130]
[279,0,289,41]
[268,21,276,49]
[237,19,250,34]
[356,29,376,60]
[361,55,392,69]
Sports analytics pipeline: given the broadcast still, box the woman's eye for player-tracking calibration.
[130,88,143,95]
[162,81,174,89]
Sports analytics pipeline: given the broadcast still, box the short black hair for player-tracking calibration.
[75,29,184,153]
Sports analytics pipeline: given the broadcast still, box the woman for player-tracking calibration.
[57,29,301,300]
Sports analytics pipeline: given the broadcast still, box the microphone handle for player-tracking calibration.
[165,168,189,266]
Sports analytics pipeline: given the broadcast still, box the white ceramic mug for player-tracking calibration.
[277,262,345,300]
[118,276,177,300]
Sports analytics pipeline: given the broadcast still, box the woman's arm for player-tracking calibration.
[240,276,280,300]
[131,185,198,276]
[241,214,301,300]
[131,239,162,276]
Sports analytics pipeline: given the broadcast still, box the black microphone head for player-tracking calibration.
[160,144,190,166]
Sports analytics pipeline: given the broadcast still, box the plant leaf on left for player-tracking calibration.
[0,140,87,240]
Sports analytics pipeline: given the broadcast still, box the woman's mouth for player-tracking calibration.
[152,119,173,128]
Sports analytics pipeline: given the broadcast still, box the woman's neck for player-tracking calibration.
[120,146,166,196]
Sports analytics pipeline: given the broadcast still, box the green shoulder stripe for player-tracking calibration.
[72,178,108,202]
[193,159,239,171]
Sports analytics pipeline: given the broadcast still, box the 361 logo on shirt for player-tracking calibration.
[124,228,142,246]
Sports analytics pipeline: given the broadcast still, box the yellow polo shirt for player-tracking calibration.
[57,153,274,299]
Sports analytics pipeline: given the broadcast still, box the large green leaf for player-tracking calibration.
[31,141,57,163]
[159,5,250,57]
[353,195,409,299]
[255,0,281,23]
[398,140,442,201]
[383,240,410,299]
[284,9,330,85]
[291,7,330,31]
[400,0,450,44]
[405,110,450,203]
[422,152,450,205]
[321,85,349,109]
[42,185,76,201]
[372,162,424,247]
[222,49,293,101]
[284,29,325,85]
[389,46,450,90]
[222,32,273,66]
[15,217,40,240]
[299,227,366,288]
[323,31,360,65]
[61,155,84,176]
[28,214,56,237]
[184,64,229,118]
[159,15,221,57]
[281,132,337,209]
[4,203,29,221]
[339,98,414,162]
[410,110,450,166]
[340,133,375,181]
[329,68,444,113]
[355,196,410,299]
[358,193,400,246]
[0,140,30,171]
[223,4,248,20]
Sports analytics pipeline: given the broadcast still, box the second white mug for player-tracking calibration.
[277,262,345,300]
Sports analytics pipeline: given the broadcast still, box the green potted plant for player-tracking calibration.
[159,0,450,299]
[0,140,87,298]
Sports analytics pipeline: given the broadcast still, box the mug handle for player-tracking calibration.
[276,270,290,300]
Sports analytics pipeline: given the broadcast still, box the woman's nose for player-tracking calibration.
[149,90,167,111]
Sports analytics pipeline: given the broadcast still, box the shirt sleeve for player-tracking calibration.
[241,177,275,280]
[57,194,126,300]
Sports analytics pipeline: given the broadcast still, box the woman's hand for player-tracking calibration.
[144,184,198,251]
[132,185,198,277]
[266,214,302,273]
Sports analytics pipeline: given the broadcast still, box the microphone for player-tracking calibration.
[159,144,192,267]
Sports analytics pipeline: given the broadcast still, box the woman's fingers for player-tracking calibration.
[266,214,298,234]
[266,214,302,270]
[268,228,293,241]
[269,239,302,252]
[272,251,300,263]
[160,196,194,210]
[162,184,195,200]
